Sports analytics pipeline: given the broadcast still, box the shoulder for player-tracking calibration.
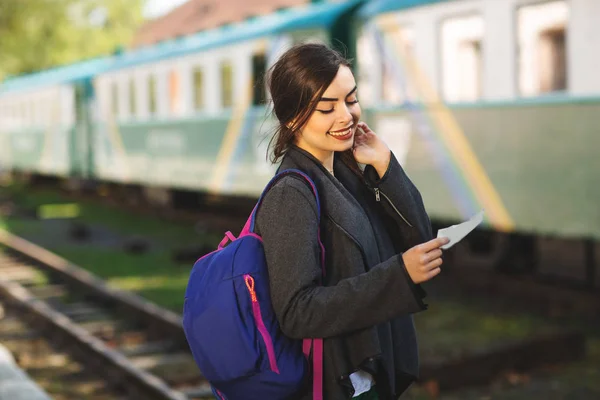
[256,175,319,229]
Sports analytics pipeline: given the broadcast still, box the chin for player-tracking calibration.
[332,141,354,153]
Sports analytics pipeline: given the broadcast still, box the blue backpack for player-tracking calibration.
[183,170,324,400]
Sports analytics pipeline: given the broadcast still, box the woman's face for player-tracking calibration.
[294,65,361,163]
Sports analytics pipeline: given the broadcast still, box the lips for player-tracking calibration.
[327,125,354,141]
[327,124,354,141]
[328,124,353,135]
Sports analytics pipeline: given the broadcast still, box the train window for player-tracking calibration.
[30,100,36,125]
[75,84,85,125]
[517,1,568,96]
[221,61,233,108]
[441,15,484,102]
[39,98,48,126]
[21,102,27,124]
[381,26,415,105]
[252,53,267,105]
[169,70,181,114]
[193,67,204,110]
[112,82,119,118]
[539,28,566,92]
[148,75,157,115]
[129,78,136,117]
[31,100,38,126]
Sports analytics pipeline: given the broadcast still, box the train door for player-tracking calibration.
[71,79,95,179]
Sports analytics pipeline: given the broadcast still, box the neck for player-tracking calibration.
[321,152,335,173]
[295,142,334,173]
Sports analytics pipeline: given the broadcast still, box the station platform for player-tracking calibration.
[0,342,52,400]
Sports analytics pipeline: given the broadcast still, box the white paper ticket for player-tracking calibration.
[436,210,485,250]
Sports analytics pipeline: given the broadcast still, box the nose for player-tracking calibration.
[337,103,353,126]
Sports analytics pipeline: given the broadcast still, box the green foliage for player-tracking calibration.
[0,0,144,81]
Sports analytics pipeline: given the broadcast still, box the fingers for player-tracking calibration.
[427,267,441,279]
[404,238,448,284]
[420,237,450,252]
[421,249,442,264]
[423,257,443,271]
[357,121,373,134]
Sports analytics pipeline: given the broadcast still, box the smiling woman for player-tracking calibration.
[252,42,447,399]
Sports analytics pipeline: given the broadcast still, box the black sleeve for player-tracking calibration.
[363,151,434,250]
[255,178,426,340]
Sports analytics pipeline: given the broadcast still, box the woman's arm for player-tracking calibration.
[256,178,426,340]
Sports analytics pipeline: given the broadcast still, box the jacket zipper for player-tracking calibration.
[243,274,280,374]
[373,188,413,228]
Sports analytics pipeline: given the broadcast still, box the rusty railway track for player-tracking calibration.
[0,229,213,400]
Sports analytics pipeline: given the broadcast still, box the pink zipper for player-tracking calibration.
[244,274,280,374]
[215,388,226,400]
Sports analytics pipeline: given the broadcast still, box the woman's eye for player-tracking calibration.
[317,109,335,114]
[347,99,359,104]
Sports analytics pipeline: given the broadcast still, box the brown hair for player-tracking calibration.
[265,43,362,176]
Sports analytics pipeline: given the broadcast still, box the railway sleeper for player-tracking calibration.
[26,284,68,300]
[52,301,111,321]
[130,352,202,386]
[120,340,178,357]
[180,384,215,399]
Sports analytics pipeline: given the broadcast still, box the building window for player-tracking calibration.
[193,67,204,110]
[517,1,568,96]
[148,75,157,115]
[221,61,233,108]
[441,15,484,102]
[129,78,136,117]
[252,53,267,105]
[381,25,416,104]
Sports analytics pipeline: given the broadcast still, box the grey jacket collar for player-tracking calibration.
[278,146,381,268]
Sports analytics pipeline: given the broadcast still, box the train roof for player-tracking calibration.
[0,0,362,95]
[0,56,113,95]
[358,0,450,18]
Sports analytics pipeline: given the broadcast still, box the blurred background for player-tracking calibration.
[0,0,598,399]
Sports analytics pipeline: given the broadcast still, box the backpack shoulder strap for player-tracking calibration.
[239,168,325,400]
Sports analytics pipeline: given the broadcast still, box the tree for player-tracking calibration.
[0,0,144,82]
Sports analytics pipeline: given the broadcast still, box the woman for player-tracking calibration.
[255,43,449,399]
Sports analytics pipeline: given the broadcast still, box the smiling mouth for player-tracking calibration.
[327,125,353,137]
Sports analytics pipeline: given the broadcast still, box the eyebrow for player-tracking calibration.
[319,86,358,102]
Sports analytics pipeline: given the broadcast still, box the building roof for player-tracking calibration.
[133,0,309,48]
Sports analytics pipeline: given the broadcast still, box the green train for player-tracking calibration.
[1,0,598,261]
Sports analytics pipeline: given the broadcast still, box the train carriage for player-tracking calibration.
[0,60,107,179]
[356,0,600,241]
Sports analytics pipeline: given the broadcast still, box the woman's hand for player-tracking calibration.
[402,237,449,284]
[352,121,391,178]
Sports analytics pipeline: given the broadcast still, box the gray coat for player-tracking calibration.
[255,146,433,399]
